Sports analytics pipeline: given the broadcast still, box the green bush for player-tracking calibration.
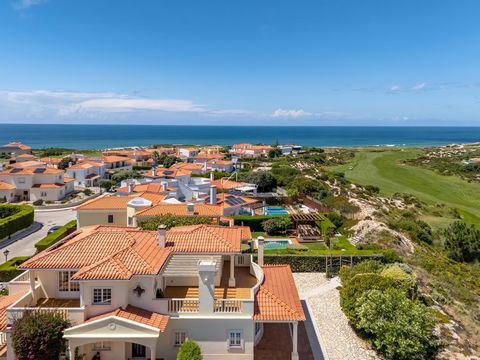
[177,339,202,360]
[83,188,93,196]
[12,311,71,360]
[0,256,30,282]
[326,212,343,228]
[34,220,77,252]
[32,199,44,206]
[339,260,384,284]
[355,288,439,360]
[138,215,211,230]
[261,216,292,235]
[0,204,34,240]
[287,244,309,251]
[443,221,480,262]
[233,215,290,232]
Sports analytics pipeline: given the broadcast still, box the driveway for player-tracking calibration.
[0,208,77,259]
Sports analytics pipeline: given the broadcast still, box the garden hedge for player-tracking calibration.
[256,254,384,273]
[34,220,77,252]
[0,256,30,282]
[232,215,290,232]
[0,204,34,241]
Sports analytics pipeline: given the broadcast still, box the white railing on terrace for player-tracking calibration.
[214,299,243,313]
[0,331,6,345]
[250,262,265,298]
[7,307,85,326]
[168,299,200,313]
[10,271,30,282]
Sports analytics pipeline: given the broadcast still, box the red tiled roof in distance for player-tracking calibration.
[254,265,305,322]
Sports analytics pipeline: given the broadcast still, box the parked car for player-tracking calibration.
[47,226,61,234]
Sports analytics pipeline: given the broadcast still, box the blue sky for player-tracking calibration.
[0,0,479,126]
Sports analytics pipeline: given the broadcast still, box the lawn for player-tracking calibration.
[330,149,480,225]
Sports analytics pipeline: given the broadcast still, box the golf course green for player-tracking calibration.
[331,149,480,225]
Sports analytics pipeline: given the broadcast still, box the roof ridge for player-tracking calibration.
[203,226,235,251]
[73,245,133,278]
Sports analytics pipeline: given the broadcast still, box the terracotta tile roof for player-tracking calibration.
[85,305,169,331]
[168,162,204,171]
[69,162,96,170]
[32,183,65,189]
[211,178,245,190]
[136,192,168,204]
[136,203,223,218]
[40,157,62,164]
[102,156,131,163]
[0,182,15,190]
[11,161,46,168]
[21,224,247,280]
[117,183,166,194]
[254,265,305,322]
[0,167,63,175]
[0,290,29,329]
[15,154,36,159]
[76,196,133,210]
[2,142,31,150]
[207,159,232,166]
[193,153,224,160]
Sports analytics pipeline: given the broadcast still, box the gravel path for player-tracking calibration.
[294,273,380,360]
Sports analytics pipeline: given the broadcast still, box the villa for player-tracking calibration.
[66,160,107,187]
[0,142,32,156]
[230,144,271,158]
[1,224,305,360]
[0,167,74,203]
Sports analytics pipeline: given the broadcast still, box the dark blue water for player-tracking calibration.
[0,124,479,149]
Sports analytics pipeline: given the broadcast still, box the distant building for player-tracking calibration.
[230,144,271,158]
[0,142,32,156]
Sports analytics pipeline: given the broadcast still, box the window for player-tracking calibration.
[41,191,47,197]
[18,177,25,184]
[173,330,187,347]
[107,214,114,223]
[228,330,243,349]
[93,288,111,305]
[128,217,133,226]
[58,271,79,292]
[93,341,111,351]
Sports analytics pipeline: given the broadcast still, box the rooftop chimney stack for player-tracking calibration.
[198,259,217,314]
[209,185,217,205]
[127,182,133,193]
[257,236,265,267]
[161,181,168,192]
[151,167,157,177]
[187,202,195,215]
[158,225,167,247]
[210,172,214,182]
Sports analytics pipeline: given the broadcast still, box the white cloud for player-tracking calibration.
[271,108,312,118]
[389,85,401,92]
[13,0,47,10]
[412,82,426,90]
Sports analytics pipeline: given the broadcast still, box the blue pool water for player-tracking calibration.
[264,206,289,215]
[263,240,291,250]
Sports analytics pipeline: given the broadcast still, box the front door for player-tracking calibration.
[132,343,146,358]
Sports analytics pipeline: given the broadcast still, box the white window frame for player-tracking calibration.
[58,271,79,292]
[92,341,111,351]
[227,330,243,349]
[92,287,112,305]
[173,330,188,347]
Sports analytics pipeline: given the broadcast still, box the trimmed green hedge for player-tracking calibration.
[256,254,384,272]
[232,215,290,232]
[0,256,30,282]
[34,220,77,252]
[0,204,34,240]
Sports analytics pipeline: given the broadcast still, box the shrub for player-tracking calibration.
[177,339,202,360]
[34,220,77,252]
[339,260,384,284]
[355,288,439,360]
[0,256,30,282]
[12,311,71,360]
[99,179,115,190]
[0,204,34,240]
[261,216,292,235]
[32,199,44,206]
[83,188,93,196]
[138,215,211,230]
[326,212,343,228]
[233,215,290,232]
[287,244,308,251]
[443,221,480,262]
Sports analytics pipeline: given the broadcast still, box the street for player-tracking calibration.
[1,208,77,259]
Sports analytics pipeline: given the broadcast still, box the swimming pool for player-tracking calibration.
[261,239,291,250]
[264,206,289,215]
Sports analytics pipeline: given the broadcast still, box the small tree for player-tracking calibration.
[99,179,114,191]
[12,311,70,360]
[444,221,480,262]
[261,216,292,235]
[177,339,202,360]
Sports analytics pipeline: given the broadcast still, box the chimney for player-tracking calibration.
[210,185,217,205]
[161,181,168,192]
[151,166,157,177]
[158,225,167,247]
[68,161,73,168]
[187,202,195,215]
[210,172,214,181]
[127,182,133,193]
[203,162,207,172]
[198,259,216,314]
[257,236,264,267]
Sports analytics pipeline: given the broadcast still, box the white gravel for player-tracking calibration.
[294,273,380,360]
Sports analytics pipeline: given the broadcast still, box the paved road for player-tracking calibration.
[1,208,77,259]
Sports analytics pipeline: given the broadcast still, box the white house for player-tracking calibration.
[66,160,107,187]
[1,225,306,360]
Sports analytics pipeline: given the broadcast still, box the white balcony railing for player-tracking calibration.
[7,307,85,326]
[214,299,243,313]
[168,298,200,314]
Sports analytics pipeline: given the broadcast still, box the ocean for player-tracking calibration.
[1,124,480,149]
